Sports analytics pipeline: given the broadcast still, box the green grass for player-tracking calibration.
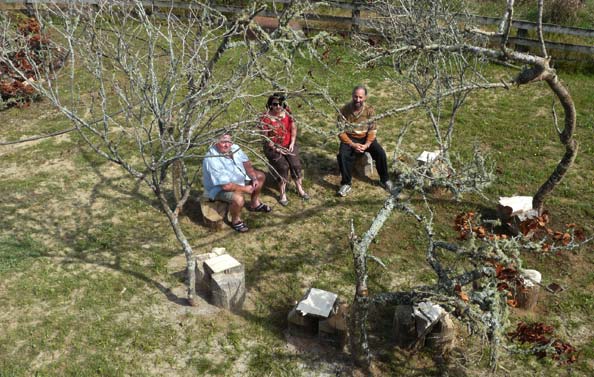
[0,236,47,273]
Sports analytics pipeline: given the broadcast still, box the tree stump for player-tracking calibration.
[425,313,456,355]
[516,269,541,311]
[287,306,319,336]
[393,303,456,353]
[199,194,229,231]
[204,254,245,312]
[318,302,349,349]
[354,152,377,180]
[393,304,417,349]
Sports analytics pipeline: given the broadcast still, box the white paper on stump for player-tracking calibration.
[498,196,538,221]
[296,288,338,318]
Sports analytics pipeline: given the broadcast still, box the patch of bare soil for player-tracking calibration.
[284,332,353,376]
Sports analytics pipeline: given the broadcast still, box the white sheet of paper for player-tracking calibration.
[498,196,537,221]
[417,150,440,164]
[296,288,337,318]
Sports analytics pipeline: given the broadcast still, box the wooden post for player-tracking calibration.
[351,0,361,35]
[515,28,530,53]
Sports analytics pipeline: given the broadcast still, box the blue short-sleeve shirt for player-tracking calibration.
[202,144,250,199]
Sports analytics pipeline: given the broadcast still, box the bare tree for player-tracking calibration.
[0,0,328,304]
[343,0,580,372]
[362,0,576,213]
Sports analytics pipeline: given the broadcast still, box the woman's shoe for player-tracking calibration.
[278,197,289,206]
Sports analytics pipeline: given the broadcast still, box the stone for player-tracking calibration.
[288,288,342,340]
[210,247,227,256]
[416,150,450,194]
[497,196,538,236]
[516,269,541,311]
[353,152,377,179]
[204,254,243,275]
[194,248,228,292]
[416,150,440,166]
[498,196,538,222]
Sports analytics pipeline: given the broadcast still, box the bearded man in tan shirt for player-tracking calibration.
[336,85,392,197]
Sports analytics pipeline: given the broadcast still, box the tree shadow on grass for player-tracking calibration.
[1,144,194,306]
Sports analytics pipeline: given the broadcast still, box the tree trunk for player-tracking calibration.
[350,240,371,370]
[172,159,183,205]
[156,188,197,304]
[349,194,398,370]
[532,70,578,214]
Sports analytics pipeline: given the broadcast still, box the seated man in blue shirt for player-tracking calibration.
[202,133,271,233]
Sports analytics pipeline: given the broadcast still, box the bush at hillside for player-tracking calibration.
[0,18,64,110]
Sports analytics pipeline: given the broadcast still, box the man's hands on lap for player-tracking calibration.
[351,143,368,153]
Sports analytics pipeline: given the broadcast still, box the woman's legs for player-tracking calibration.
[279,179,288,203]
[294,177,306,197]
[264,146,290,202]
[285,145,307,198]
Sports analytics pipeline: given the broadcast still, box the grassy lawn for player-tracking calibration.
[2,24,594,377]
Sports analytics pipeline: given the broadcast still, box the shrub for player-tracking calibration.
[0,17,57,110]
[544,0,585,24]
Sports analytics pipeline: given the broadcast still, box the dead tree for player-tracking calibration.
[345,0,579,372]
[0,0,327,304]
[358,0,577,214]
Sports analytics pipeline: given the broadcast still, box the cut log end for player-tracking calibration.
[199,197,229,231]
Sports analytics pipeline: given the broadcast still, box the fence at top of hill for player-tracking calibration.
[2,0,593,59]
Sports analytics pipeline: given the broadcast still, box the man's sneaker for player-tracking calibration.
[380,180,394,193]
[337,184,352,197]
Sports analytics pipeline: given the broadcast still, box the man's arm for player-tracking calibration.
[337,107,355,147]
[221,181,253,193]
[338,132,354,146]
[242,161,260,189]
[364,106,377,148]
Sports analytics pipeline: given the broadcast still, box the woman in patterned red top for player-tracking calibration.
[260,94,309,206]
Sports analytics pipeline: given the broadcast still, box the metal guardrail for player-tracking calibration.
[2,0,593,57]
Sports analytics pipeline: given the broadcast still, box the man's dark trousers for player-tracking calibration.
[337,137,389,185]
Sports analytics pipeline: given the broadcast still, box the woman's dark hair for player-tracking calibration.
[266,93,287,109]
